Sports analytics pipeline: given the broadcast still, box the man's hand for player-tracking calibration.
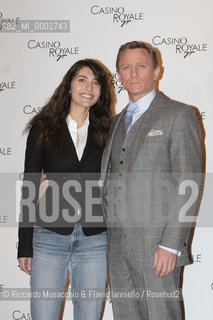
[18,257,32,275]
[153,247,177,277]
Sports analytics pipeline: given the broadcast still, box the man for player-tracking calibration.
[101,41,202,319]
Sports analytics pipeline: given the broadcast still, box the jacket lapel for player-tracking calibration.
[60,120,80,164]
[80,124,93,164]
[126,92,166,172]
[101,106,128,179]
[102,92,166,177]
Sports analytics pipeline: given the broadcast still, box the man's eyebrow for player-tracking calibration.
[120,61,149,66]
[119,63,130,67]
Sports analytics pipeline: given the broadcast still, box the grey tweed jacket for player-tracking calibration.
[101,92,202,266]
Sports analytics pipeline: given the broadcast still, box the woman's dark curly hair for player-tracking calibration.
[25,59,112,147]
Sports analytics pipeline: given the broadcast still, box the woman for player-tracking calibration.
[17,59,112,320]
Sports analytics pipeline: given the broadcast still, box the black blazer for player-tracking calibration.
[18,121,106,258]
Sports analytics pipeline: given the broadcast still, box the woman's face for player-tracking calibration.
[70,66,101,110]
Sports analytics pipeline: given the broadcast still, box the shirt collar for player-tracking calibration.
[66,112,89,129]
[129,89,156,113]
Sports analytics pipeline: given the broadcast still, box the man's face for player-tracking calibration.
[117,48,160,102]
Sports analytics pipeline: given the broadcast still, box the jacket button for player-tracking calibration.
[120,161,123,164]
[122,148,125,151]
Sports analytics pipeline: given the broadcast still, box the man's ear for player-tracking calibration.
[154,66,160,81]
[117,70,122,83]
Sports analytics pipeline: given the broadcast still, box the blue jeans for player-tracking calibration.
[30,224,107,320]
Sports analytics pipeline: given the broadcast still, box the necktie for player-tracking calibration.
[124,102,139,136]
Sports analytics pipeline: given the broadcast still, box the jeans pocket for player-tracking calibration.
[33,225,49,235]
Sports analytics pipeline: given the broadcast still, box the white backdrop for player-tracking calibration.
[0,0,213,319]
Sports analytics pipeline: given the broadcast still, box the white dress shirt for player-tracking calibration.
[66,113,89,160]
[129,89,156,126]
[131,90,181,257]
